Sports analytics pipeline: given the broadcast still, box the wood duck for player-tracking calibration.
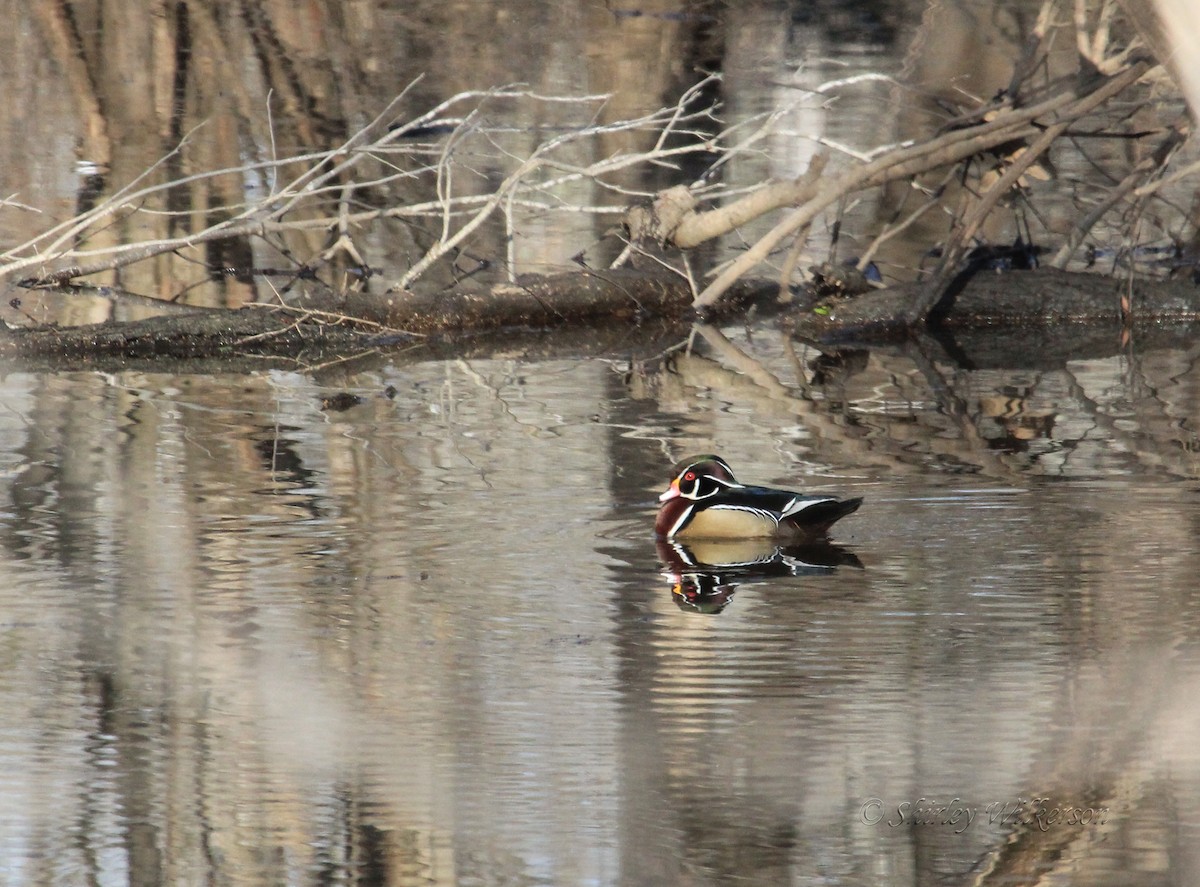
[655,454,862,541]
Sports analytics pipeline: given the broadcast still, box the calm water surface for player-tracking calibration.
[1,325,1199,886]
[2,1,1200,884]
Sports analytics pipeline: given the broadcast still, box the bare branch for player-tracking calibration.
[691,54,1156,309]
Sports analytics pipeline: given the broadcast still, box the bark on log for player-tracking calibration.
[5,265,1197,367]
[0,269,767,362]
[0,306,343,361]
[321,268,706,333]
[794,267,1200,343]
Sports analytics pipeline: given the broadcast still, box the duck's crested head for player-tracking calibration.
[670,454,735,482]
[659,454,739,503]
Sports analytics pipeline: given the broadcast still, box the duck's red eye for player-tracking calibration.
[684,471,696,481]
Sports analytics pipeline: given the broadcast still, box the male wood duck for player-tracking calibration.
[655,454,862,541]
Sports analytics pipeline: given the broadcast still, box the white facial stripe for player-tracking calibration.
[682,476,741,501]
[668,503,695,537]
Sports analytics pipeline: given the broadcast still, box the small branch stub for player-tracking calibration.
[624,185,697,246]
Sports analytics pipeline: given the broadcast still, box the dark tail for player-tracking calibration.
[790,497,863,535]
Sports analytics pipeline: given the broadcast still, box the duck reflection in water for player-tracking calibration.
[657,538,863,614]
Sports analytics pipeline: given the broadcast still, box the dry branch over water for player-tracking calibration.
[2,0,1199,359]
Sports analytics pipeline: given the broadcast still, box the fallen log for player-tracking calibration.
[313,268,708,334]
[794,267,1200,343]
[5,264,1197,366]
[0,268,772,363]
